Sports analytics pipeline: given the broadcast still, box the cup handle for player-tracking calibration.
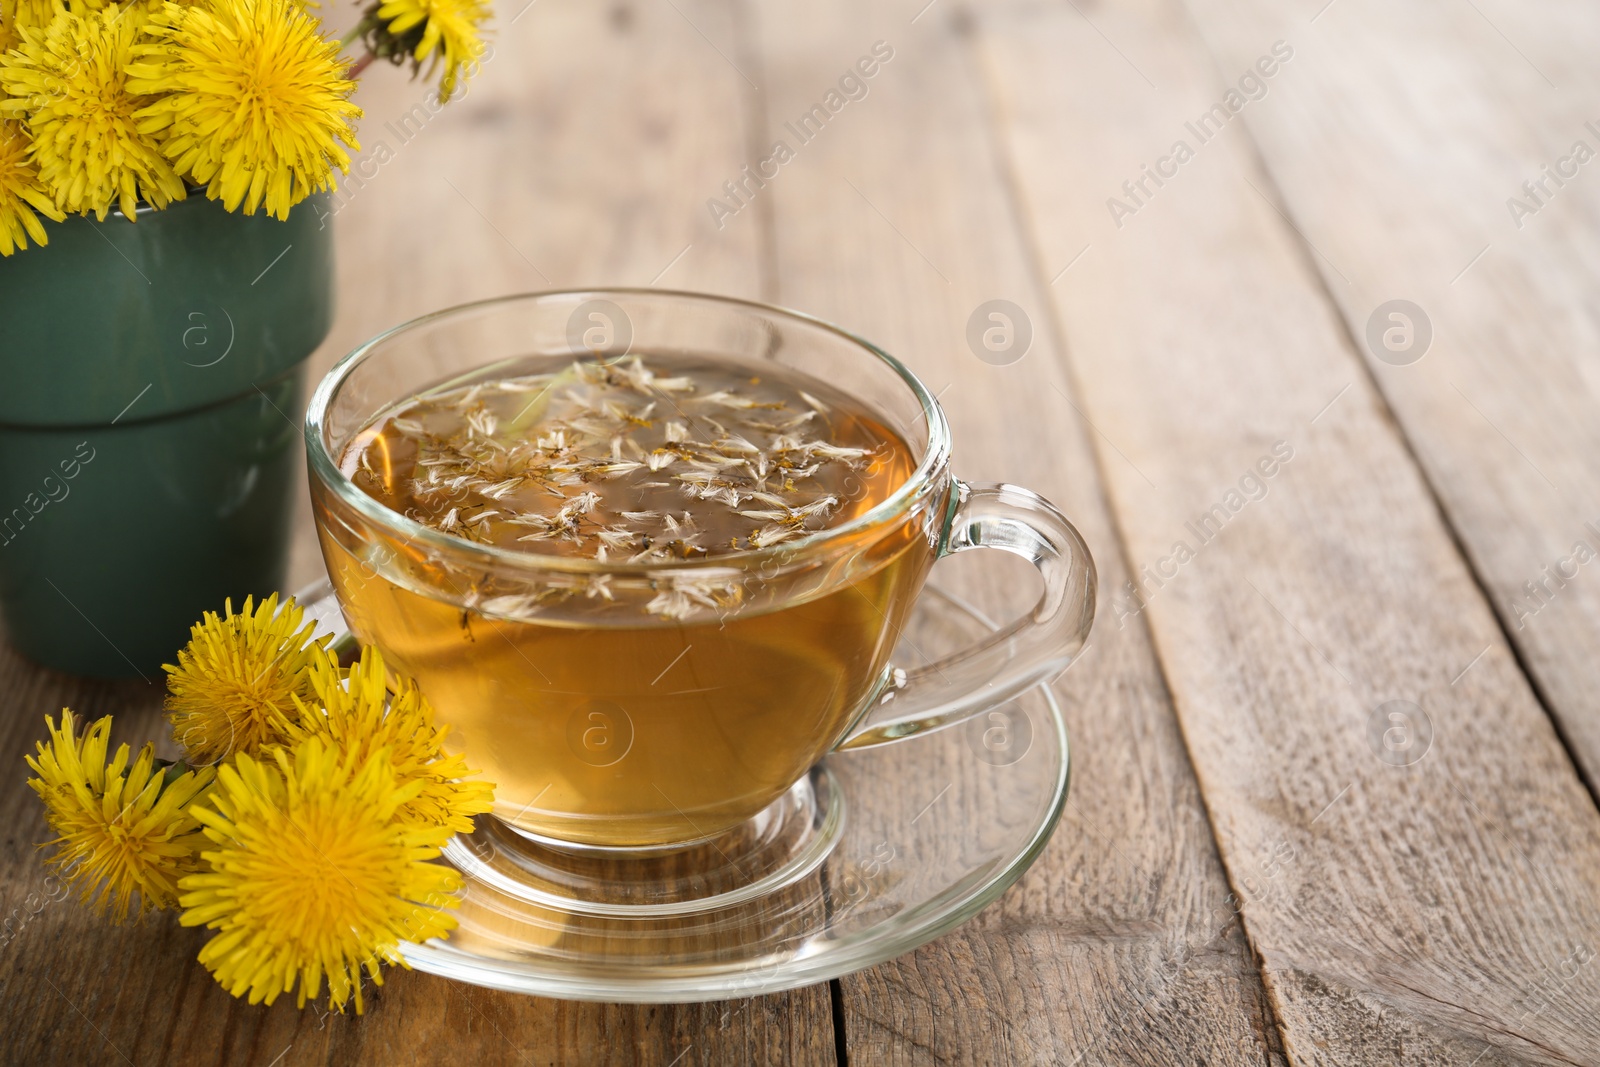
[836,481,1096,751]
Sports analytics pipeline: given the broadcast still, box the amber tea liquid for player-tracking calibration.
[318,353,932,848]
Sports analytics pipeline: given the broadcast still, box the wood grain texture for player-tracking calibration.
[0,2,833,1064]
[745,0,1285,1062]
[971,0,1600,1063]
[1175,0,1600,795]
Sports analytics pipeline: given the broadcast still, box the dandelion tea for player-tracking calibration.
[321,354,933,848]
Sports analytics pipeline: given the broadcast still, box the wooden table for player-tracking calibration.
[6,0,1600,1062]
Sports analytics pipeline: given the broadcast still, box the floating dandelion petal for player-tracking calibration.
[345,355,893,583]
[163,593,331,765]
[179,737,462,1013]
[26,711,216,923]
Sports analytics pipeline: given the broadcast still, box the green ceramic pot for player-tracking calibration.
[0,192,334,677]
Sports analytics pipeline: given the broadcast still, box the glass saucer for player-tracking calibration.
[297,580,1070,1002]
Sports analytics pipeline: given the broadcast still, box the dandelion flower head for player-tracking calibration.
[373,0,487,103]
[163,593,330,766]
[0,3,185,219]
[26,710,216,922]
[286,645,494,834]
[128,0,360,220]
[179,738,461,1012]
[0,117,63,255]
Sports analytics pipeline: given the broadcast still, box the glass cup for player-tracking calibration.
[305,290,1095,852]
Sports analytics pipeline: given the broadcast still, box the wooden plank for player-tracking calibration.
[971,0,1600,1062]
[0,2,834,1064]
[745,0,1285,1062]
[1174,0,1600,795]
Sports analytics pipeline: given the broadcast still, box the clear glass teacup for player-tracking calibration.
[305,290,1094,851]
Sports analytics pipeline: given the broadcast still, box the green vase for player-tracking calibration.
[0,192,333,678]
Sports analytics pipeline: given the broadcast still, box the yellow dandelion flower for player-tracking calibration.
[179,738,461,1013]
[26,711,216,923]
[127,0,360,221]
[0,3,185,220]
[163,593,331,766]
[373,0,488,103]
[0,0,55,52]
[0,118,64,255]
[283,645,494,834]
